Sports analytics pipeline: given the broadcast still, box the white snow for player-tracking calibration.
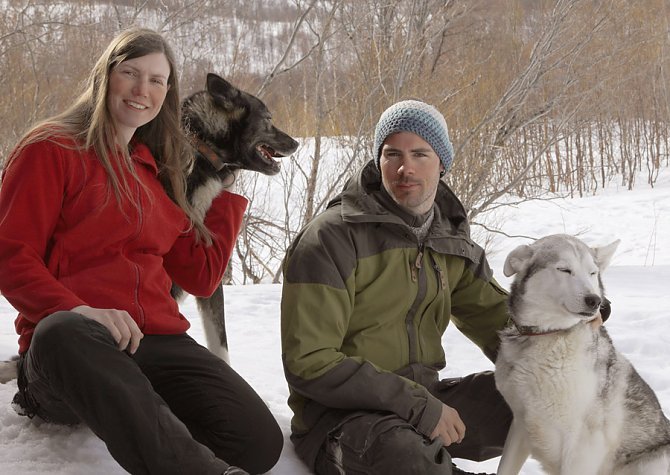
[1,167,669,474]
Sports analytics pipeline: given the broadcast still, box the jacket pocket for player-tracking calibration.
[333,411,418,458]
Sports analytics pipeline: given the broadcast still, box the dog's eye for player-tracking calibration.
[557,268,572,275]
[590,271,598,276]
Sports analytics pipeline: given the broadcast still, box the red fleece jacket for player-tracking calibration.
[0,138,248,354]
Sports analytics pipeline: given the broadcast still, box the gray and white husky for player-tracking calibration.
[495,234,670,475]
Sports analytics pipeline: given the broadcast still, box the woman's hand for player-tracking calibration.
[71,305,144,354]
[430,403,466,447]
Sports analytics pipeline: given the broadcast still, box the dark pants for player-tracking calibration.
[314,372,511,475]
[15,311,282,475]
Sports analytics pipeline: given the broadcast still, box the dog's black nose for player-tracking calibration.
[584,294,602,310]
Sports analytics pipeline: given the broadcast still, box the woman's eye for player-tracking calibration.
[558,268,572,275]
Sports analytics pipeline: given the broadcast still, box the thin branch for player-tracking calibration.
[256,0,318,97]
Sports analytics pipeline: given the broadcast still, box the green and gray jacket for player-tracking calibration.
[281,160,509,469]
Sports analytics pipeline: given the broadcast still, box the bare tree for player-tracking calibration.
[2,0,670,284]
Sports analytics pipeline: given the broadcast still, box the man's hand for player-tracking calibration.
[71,305,144,354]
[430,403,466,447]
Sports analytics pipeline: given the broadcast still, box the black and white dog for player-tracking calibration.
[0,74,298,381]
[174,73,299,363]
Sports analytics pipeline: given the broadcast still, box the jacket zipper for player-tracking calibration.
[131,178,146,329]
[411,245,423,282]
[430,254,447,290]
[406,244,426,368]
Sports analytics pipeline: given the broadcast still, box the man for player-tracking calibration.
[281,100,512,474]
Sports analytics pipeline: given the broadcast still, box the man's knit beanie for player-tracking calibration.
[373,100,454,172]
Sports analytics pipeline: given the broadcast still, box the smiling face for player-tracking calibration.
[107,52,170,145]
[379,131,444,215]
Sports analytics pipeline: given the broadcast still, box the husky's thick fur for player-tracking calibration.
[495,234,670,475]
[0,74,298,382]
[174,73,298,363]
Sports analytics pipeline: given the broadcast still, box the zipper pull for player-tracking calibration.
[415,249,424,269]
[411,246,424,282]
[434,262,446,289]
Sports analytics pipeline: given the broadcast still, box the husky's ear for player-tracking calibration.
[503,244,534,277]
[593,239,620,271]
[206,73,240,105]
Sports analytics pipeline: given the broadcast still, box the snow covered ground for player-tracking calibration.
[1,167,669,474]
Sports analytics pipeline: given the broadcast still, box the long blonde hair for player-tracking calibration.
[5,27,208,240]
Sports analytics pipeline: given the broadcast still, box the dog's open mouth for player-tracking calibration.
[256,144,285,164]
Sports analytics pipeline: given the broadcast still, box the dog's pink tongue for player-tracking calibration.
[258,144,278,160]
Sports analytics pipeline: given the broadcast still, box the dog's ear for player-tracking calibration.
[593,239,620,271]
[206,73,240,105]
[503,244,534,277]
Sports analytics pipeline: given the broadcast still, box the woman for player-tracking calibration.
[0,28,282,475]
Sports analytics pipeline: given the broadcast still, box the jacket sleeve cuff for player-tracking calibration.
[415,394,443,437]
[212,189,249,210]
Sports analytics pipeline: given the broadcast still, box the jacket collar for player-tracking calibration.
[331,160,470,240]
[129,141,158,176]
[330,160,489,274]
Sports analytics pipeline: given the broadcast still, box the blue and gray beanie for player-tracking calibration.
[373,100,454,173]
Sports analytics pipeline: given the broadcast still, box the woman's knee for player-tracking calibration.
[30,311,116,364]
[240,418,283,474]
[32,311,88,350]
[209,407,283,473]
